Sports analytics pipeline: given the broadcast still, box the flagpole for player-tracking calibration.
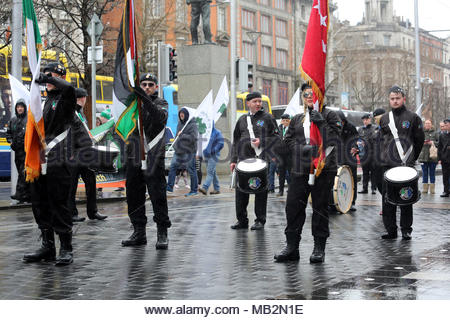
[133,32,146,169]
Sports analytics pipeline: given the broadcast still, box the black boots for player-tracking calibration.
[274,233,300,262]
[55,232,73,266]
[310,237,326,264]
[23,229,56,262]
[155,227,169,250]
[122,224,147,246]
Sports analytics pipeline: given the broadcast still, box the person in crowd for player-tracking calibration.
[438,118,450,197]
[276,113,292,197]
[378,86,424,240]
[6,99,30,203]
[122,73,171,249]
[230,91,280,231]
[0,88,12,132]
[274,84,342,263]
[166,107,199,196]
[418,119,439,194]
[95,117,101,127]
[370,108,386,195]
[439,121,445,133]
[358,114,377,194]
[68,88,106,222]
[199,126,224,195]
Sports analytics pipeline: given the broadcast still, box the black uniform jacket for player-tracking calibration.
[284,107,342,175]
[438,130,450,164]
[231,109,280,163]
[379,105,424,167]
[6,103,27,154]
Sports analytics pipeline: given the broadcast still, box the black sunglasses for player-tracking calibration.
[141,82,155,88]
[303,92,313,98]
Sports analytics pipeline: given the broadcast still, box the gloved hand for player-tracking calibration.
[35,72,51,84]
[310,110,325,124]
[134,86,148,100]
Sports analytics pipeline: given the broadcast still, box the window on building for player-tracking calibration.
[301,5,306,20]
[261,46,271,66]
[261,15,271,34]
[380,2,387,20]
[275,19,287,37]
[176,0,186,22]
[363,35,370,44]
[243,41,254,61]
[278,81,288,105]
[218,7,226,31]
[263,79,272,100]
[276,49,288,69]
[150,0,163,17]
[383,34,391,46]
[260,0,270,6]
[275,0,287,10]
[242,9,255,29]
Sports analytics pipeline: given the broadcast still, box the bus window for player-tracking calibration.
[96,80,102,100]
[236,98,244,111]
[262,101,269,112]
[70,76,78,88]
[102,80,113,101]
[0,54,6,76]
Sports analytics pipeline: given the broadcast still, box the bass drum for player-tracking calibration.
[384,166,420,206]
[332,165,355,214]
[236,158,268,194]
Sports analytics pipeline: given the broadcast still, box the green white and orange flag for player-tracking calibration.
[111,0,139,141]
[23,0,45,182]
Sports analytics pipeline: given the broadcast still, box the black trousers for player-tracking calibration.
[362,162,376,191]
[348,164,357,204]
[443,162,450,193]
[30,165,73,234]
[285,170,336,238]
[235,189,268,225]
[126,160,171,228]
[68,166,97,217]
[14,153,30,200]
[381,166,413,234]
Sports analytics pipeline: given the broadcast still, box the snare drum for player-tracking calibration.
[236,158,268,194]
[384,166,420,206]
[332,165,355,214]
[88,145,120,173]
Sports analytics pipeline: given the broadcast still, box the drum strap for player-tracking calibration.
[246,115,262,157]
[388,111,413,164]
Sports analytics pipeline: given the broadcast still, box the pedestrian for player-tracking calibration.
[230,91,280,231]
[121,73,172,249]
[68,88,107,223]
[166,107,199,196]
[6,99,30,203]
[438,118,450,197]
[378,86,424,240]
[334,110,358,212]
[370,108,386,195]
[95,117,101,127]
[23,62,84,265]
[418,119,439,194]
[199,126,224,195]
[276,113,292,197]
[358,114,377,194]
[99,109,112,124]
[274,84,342,263]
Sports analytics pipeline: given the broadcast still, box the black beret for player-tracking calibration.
[280,113,291,119]
[389,85,405,96]
[301,83,312,92]
[246,91,262,102]
[336,110,346,122]
[43,62,66,76]
[75,88,88,98]
[444,118,450,124]
[361,114,370,119]
[372,108,386,117]
[140,73,158,84]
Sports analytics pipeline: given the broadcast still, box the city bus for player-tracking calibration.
[236,91,272,120]
[68,72,113,112]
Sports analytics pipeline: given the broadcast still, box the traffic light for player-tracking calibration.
[247,61,253,92]
[237,58,249,92]
[169,47,177,81]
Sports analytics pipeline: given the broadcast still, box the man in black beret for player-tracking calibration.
[276,113,291,196]
[358,113,377,194]
[230,91,280,230]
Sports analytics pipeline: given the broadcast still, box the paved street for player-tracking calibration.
[0,176,449,300]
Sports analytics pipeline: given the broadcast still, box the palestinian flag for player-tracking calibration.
[111,0,138,141]
[300,0,329,177]
[23,0,45,182]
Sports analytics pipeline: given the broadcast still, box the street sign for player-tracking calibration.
[87,14,103,43]
[87,46,103,64]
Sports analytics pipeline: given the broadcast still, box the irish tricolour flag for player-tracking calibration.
[23,0,45,182]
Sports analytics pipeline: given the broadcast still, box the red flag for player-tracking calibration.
[300,0,329,176]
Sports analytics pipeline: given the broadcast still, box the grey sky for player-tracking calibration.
[333,0,450,39]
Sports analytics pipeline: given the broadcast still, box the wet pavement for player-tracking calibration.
[0,175,449,300]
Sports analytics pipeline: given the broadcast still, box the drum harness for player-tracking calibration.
[388,111,413,165]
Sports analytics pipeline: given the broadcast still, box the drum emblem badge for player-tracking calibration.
[248,177,262,190]
[399,187,413,201]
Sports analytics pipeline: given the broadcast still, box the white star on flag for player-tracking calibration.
[320,14,327,26]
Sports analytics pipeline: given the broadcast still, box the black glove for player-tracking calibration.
[35,72,51,84]
[310,110,325,124]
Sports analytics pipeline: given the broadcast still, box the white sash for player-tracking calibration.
[388,111,413,165]
[145,128,165,152]
[41,128,69,175]
[246,115,262,157]
[303,111,311,144]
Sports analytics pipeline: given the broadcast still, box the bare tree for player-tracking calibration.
[0,2,12,50]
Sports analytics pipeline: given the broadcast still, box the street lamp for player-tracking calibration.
[335,55,345,109]
[246,31,262,91]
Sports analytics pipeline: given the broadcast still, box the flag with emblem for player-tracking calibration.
[300,0,329,177]
[213,76,229,122]
[195,90,214,155]
[111,0,138,141]
[23,0,45,182]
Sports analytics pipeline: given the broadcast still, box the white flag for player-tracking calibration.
[284,88,302,118]
[8,74,31,107]
[213,76,229,122]
[195,90,214,155]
